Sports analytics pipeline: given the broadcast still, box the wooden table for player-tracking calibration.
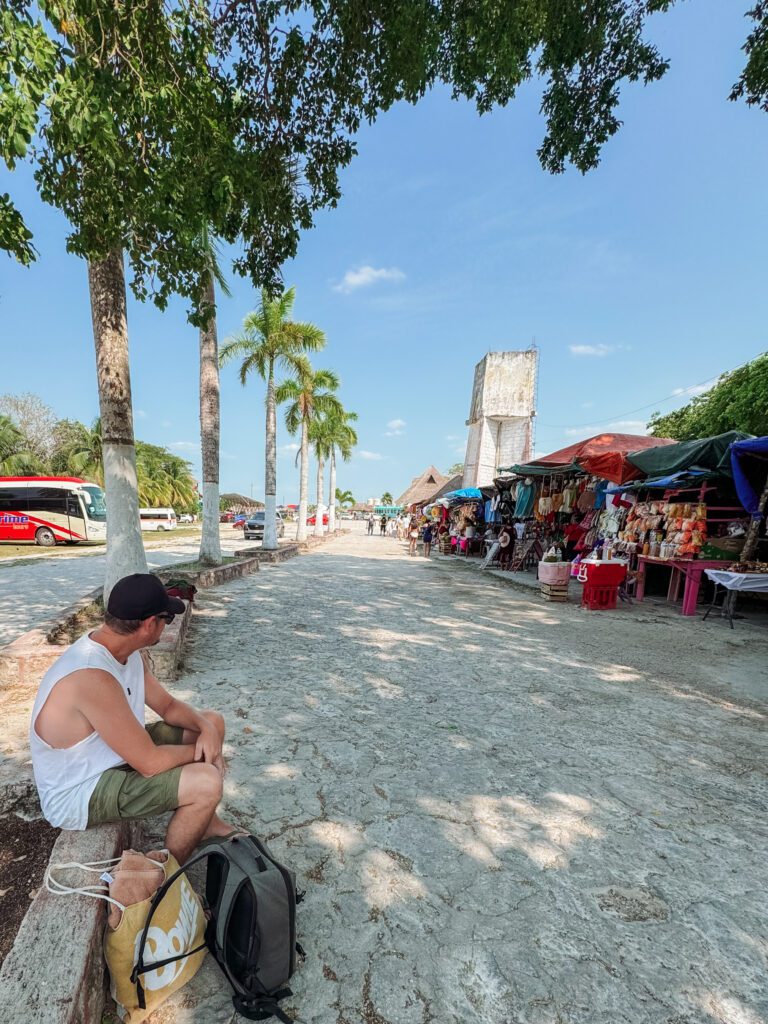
[635,557,727,616]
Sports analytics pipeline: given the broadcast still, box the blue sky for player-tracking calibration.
[1,0,766,505]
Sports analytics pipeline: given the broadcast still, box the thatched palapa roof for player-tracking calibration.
[396,466,450,508]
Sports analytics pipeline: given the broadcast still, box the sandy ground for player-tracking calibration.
[142,525,768,1024]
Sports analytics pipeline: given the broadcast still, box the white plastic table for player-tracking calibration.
[703,569,768,628]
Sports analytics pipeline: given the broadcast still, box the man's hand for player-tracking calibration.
[194,719,223,766]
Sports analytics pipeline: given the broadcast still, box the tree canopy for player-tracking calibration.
[4,0,729,300]
[647,353,768,440]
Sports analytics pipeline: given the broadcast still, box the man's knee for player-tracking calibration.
[179,762,223,805]
[202,709,225,740]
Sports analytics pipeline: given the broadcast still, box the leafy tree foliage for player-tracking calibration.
[731,2,768,112]
[648,353,768,440]
[381,491,394,505]
[446,462,464,476]
[0,392,57,461]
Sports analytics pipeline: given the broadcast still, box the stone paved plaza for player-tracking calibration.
[143,527,768,1024]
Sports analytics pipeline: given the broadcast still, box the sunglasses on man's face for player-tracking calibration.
[156,612,176,625]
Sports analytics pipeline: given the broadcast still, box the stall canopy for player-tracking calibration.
[627,431,751,479]
[442,487,483,504]
[503,433,674,484]
[729,436,768,516]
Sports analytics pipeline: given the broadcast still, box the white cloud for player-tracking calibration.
[580,401,595,409]
[279,443,300,453]
[333,265,405,294]
[136,409,147,419]
[221,452,237,461]
[445,434,463,442]
[170,441,197,452]
[384,417,406,437]
[569,344,617,357]
[357,450,384,461]
[453,445,466,455]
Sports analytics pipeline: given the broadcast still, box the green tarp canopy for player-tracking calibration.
[626,431,752,478]
[500,461,583,477]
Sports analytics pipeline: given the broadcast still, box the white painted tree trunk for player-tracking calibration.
[296,418,309,542]
[263,362,278,550]
[88,249,147,601]
[198,271,222,565]
[314,455,325,537]
[328,448,337,534]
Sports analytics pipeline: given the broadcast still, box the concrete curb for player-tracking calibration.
[0,820,142,1024]
[155,553,261,589]
[234,543,300,564]
[0,599,192,693]
[0,553,263,692]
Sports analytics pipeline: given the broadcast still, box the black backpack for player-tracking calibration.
[132,833,305,1022]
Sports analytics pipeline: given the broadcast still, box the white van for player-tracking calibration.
[139,508,177,531]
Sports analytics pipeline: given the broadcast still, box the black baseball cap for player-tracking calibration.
[107,573,186,620]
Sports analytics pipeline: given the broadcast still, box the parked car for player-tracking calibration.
[219,511,235,523]
[243,511,286,540]
[179,513,194,523]
[232,514,248,527]
[307,513,329,526]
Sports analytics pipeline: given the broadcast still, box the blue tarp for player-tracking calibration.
[730,436,768,517]
[605,470,711,494]
[442,487,483,504]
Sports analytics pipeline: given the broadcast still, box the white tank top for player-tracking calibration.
[29,632,146,829]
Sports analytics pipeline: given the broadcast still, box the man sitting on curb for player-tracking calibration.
[29,573,237,864]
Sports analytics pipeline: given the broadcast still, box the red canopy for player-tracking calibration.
[533,433,674,484]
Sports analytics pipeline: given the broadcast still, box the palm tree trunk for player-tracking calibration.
[88,248,148,599]
[263,360,278,550]
[328,447,337,534]
[314,454,324,537]
[296,417,309,543]
[198,270,222,565]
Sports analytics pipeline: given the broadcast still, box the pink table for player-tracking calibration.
[635,557,729,616]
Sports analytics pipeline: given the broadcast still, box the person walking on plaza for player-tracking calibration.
[380,514,387,536]
[367,512,375,535]
[29,574,237,864]
[408,517,420,556]
[422,521,433,558]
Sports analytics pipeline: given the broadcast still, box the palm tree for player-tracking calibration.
[88,250,148,596]
[308,414,333,538]
[325,409,358,534]
[197,224,231,566]
[220,287,325,549]
[381,491,394,505]
[64,418,104,485]
[336,488,355,508]
[275,358,341,543]
[0,414,41,475]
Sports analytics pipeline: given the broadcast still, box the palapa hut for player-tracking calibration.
[397,467,450,511]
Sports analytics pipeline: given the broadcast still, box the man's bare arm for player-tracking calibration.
[144,661,222,764]
[76,669,196,778]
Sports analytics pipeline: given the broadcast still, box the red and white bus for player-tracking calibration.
[0,476,107,546]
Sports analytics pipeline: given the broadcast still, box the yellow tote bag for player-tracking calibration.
[46,849,207,1024]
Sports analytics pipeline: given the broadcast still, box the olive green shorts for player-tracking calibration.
[87,722,184,827]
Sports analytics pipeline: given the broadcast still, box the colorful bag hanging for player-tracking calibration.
[45,848,207,1023]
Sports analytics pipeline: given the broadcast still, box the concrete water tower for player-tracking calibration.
[462,350,538,488]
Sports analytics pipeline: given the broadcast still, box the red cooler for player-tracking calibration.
[578,560,627,610]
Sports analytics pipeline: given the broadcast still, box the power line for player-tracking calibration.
[536,360,747,431]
